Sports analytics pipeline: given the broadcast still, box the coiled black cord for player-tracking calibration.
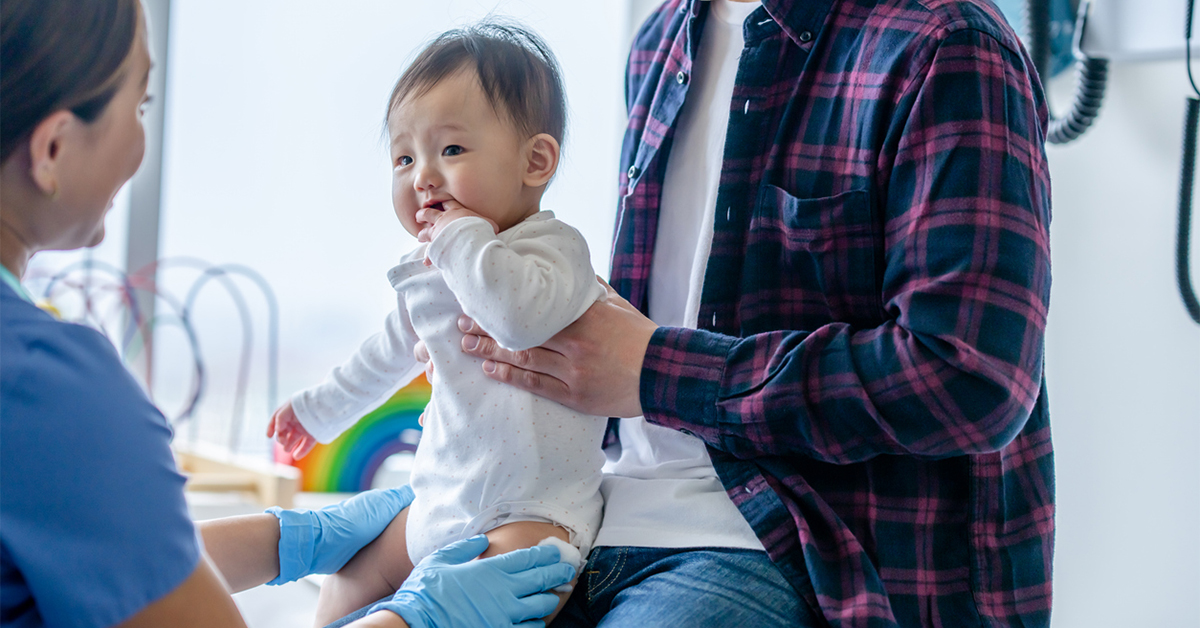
[1178,0,1200,324]
[1178,99,1199,323]
[1047,56,1109,144]
[1026,0,1109,145]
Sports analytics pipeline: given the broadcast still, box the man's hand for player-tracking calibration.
[457,279,656,418]
[415,199,499,245]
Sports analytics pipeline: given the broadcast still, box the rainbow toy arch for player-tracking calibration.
[277,376,429,492]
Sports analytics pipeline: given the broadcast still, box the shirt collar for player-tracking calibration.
[690,0,837,48]
[0,265,33,303]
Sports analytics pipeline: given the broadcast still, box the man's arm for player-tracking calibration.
[637,27,1051,462]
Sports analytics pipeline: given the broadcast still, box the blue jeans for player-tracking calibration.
[323,546,815,628]
[553,546,814,627]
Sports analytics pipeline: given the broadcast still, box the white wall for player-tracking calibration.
[1043,62,1200,625]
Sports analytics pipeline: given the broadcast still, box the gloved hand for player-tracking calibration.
[369,535,575,628]
[265,485,415,585]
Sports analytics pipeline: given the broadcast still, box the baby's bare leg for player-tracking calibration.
[482,520,578,624]
[312,508,415,627]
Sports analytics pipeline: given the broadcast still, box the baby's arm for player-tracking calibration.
[288,295,424,444]
[427,216,604,351]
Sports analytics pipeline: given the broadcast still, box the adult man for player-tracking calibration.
[458,0,1054,625]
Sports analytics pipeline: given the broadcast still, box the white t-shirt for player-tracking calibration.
[594,0,765,551]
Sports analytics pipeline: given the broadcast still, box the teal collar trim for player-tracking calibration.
[0,265,34,303]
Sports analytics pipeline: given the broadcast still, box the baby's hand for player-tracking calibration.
[267,400,318,460]
[416,199,499,245]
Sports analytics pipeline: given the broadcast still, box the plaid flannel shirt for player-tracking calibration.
[612,0,1054,626]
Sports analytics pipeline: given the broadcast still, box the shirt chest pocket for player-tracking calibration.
[745,185,881,327]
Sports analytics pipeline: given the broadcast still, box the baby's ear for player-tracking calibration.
[523,133,560,188]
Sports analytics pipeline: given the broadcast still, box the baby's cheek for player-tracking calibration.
[459,198,503,228]
[392,196,420,236]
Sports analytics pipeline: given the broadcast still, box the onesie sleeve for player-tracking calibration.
[426,214,606,351]
[291,283,424,444]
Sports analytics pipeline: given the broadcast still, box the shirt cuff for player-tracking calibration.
[290,392,345,445]
[639,326,736,445]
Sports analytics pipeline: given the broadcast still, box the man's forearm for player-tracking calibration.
[197,514,281,593]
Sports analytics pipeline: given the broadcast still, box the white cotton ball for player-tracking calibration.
[536,536,581,593]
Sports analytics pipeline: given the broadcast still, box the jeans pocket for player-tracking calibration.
[586,546,629,603]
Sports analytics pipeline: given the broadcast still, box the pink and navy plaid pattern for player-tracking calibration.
[612,0,1054,626]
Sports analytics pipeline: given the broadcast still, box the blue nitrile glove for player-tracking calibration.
[369,535,575,628]
[265,485,415,585]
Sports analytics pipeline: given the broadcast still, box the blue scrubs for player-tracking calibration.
[0,282,200,627]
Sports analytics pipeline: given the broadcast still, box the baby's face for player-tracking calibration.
[387,69,533,238]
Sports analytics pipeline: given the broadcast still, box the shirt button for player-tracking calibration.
[799,30,814,42]
[628,165,640,179]
[676,71,688,85]
[498,504,510,513]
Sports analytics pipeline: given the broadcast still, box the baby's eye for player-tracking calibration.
[397,155,413,166]
[443,145,464,157]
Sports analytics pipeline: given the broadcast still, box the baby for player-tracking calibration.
[267,22,607,625]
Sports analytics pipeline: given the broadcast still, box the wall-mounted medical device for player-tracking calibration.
[991,0,1106,144]
[1080,0,1200,61]
[1079,0,1200,324]
[995,0,1200,324]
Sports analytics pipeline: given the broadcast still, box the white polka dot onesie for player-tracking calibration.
[291,211,608,564]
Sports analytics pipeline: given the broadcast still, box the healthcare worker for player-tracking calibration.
[0,1,574,626]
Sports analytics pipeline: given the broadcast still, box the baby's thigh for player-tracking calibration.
[480,520,569,558]
[482,521,576,622]
[314,508,415,626]
[339,507,415,590]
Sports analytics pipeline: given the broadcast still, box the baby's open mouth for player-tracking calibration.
[423,201,445,212]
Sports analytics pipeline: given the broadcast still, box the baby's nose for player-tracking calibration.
[414,165,440,191]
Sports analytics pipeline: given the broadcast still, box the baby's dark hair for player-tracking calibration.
[388,20,567,145]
